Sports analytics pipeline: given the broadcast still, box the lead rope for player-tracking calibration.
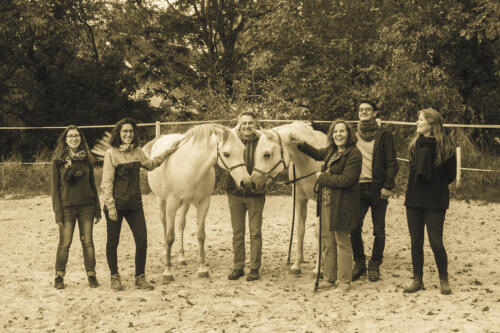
[287,164,296,265]
[314,181,323,293]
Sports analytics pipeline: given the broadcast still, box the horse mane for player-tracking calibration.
[275,121,326,146]
[183,123,231,145]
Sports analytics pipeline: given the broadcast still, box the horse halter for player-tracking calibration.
[216,143,246,173]
[252,130,288,179]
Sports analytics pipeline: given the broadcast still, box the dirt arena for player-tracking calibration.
[1,194,499,332]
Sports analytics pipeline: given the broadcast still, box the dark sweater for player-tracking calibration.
[51,159,101,222]
[404,136,456,210]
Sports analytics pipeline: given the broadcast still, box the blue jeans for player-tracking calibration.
[350,182,388,263]
[55,205,96,275]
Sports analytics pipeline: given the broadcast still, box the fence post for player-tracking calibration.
[155,121,161,138]
[456,146,461,188]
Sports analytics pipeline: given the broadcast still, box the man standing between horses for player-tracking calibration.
[350,100,399,282]
[226,110,265,281]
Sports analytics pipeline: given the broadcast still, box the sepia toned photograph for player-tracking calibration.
[1,1,499,332]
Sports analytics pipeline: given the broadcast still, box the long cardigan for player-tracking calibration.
[298,142,362,231]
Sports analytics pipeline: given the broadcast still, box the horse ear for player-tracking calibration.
[213,125,229,144]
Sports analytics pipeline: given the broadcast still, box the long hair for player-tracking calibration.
[409,108,453,166]
[51,125,94,165]
[326,119,357,151]
[110,117,140,148]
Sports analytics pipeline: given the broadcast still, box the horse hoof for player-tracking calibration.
[178,260,187,266]
[163,275,174,283]
[198,271,209,278]
[288,268,302,275]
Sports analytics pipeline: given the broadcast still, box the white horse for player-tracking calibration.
[251,121,327,274]
[145,124,252,282]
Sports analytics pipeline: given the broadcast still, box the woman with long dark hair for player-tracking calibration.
[291,119,362,292]
[101,117,183,291]
[403,108,456,295]
[51,125,101,289]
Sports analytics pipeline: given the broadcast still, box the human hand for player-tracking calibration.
[380,188,393,200]
[108,207,118,221]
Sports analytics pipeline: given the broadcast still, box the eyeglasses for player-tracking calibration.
[121,129,134,134]
[67,134,81,138]
[359,107,373,112]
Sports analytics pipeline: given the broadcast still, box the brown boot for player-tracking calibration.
[54,275,64,289]
[135,274,154,290]
[228,269,244,280]
[110,274,124,291]
[246,269,260,281]
[440,278,451,295]
[403,279,425,293]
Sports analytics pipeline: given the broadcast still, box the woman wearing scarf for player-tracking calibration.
[403,108,456,295]
[101,117,183,291]
[51,125,101,289]
[291,119,362,292]
[351,101,399,283]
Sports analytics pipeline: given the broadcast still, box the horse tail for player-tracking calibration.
[91,131,112,161]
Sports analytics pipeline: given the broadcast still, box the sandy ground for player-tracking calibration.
[1,194,499,332]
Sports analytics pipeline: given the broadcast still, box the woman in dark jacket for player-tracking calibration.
[51,125,101,289]
[403,108,456,295]
[291,119,362,292]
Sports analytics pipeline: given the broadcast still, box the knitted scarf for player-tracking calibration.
[357,118,379,142]
[63,148,87,168]
[414,135,436,183]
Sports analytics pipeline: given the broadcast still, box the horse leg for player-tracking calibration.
[195,196,210,278]
[163,198,181,282]
[159,197,167,257]
[176,203,190,265]
[289,198,308,275]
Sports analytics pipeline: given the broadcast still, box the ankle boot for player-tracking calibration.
[352,260,366,281]
[440,278,451,295]
[367,259,381,282]
[403,279,425,293]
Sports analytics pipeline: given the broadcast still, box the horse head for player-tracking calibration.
[213,125,253,190]
[251,129,291,193]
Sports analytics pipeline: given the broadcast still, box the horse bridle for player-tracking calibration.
[216,143,246,173]
[252,130,289,179]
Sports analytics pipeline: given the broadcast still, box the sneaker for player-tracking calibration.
[54,276,64,289]
[367,260,381,282]
[135,274,154,290]
[88,275,99,288]
[352,260,366,281]
[246,269,260,281]
[440,279,451,295]
[403,279,425,293]
[227,269,244,280]
[110,274,124,291]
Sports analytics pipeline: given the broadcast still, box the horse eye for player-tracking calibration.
[264,152,271,159]
[223,152,230,158]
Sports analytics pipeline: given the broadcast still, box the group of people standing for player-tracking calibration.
[50,104,456,295]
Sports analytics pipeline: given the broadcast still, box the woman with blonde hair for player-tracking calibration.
[403,108,456,295]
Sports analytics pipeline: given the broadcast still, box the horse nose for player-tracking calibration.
[240,178,254,190]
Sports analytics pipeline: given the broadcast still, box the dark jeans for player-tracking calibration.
[105,207,148,276]
[406,207,448,280]
[350,182,388,263]
[55,205,96,275]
